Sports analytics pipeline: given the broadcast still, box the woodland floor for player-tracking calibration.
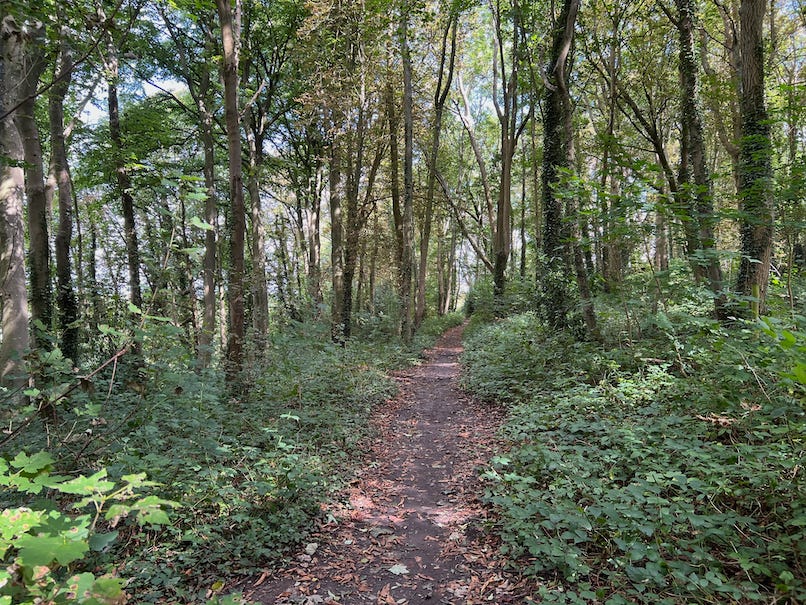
[243,324,535,604]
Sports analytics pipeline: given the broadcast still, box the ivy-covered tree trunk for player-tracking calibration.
[674,0,727,319]
[48,34,79,364]
[735,0,774,315]
[0,16,29,394]
[541,0,579,329]
[217,0,246,379]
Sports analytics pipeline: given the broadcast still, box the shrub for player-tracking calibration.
[463,312,805,604]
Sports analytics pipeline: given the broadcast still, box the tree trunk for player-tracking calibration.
[329,135,345,342]
[307,158,323,307]
[105,44,143,359]
[542,0,580,329]
[0,16,29,393]
[15,21,50,340]
[245,113,269,342]
[415,11,457,328]
[217,0,246,379]
[399,14,415,343]
[655,197,669,272]
[198,69,218,368]
[48,35,79,363]
[519,146,527,278]
[88,220,101,333]
[735,0,774,314]
[675,0,727,319]
[368,211,379,314]
[490,0,527,299]
[199,113,217,366]
[386,70,405,337]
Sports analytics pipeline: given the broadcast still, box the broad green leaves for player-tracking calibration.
[1,453,175,605]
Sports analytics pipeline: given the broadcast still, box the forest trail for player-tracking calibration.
[246,324,532,604]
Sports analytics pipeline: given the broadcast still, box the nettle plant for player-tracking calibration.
[0,451,176,604]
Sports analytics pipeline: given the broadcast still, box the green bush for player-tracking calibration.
[0,451,175,605]
[3,311,459,602]
[463,313,805,604]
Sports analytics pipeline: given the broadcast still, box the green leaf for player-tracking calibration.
[14,533,89,566]
[10,451,54,474]
[0,508,44,540]
[89,575,126,599]
[190,215,215,231]
[64,572,97,600]
[88,531,119,551]
[59,470,116,496]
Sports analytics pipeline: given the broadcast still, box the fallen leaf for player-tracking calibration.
[388,563,410,576]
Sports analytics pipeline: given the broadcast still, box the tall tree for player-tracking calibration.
[0,15,30,395]
[541,0,580,328]
[329,122,346,341]
[399,8,415,343]
[735,0,774,314]
[216,0,246,378]
[490,0,529,297]
[671,0,727,319]
[415,4,458,327]
[103,14,143,346]
[14,19,51,339]
[48,25,80,363]
[160,6,219,367]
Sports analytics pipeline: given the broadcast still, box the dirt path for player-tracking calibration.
[246,324,531,604]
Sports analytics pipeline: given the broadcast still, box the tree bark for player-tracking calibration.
[244,110,270,342]
[48,34,79,363]
[104,33,143,355]
[400,14,415,343]
[329,134,345,342]
[217,0,246,379]
[199,80,218,368]
[490,0,528,298]
[542,0,579,328]
[386,69,404,337]
[15,21,50,339]
[674,0,727,318]
[415,10,457,328]
[735,0,774,314]
[307,153,323,307]
[0,16,29,394]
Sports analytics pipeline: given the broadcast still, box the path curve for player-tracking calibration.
[247,324,531,604]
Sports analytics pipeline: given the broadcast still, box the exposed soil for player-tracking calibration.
[245,324,533,604]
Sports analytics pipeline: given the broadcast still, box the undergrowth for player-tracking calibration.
[462,304,804,604]
[1,312,462,603]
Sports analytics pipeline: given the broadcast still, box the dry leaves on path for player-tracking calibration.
[244,325,535,604]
